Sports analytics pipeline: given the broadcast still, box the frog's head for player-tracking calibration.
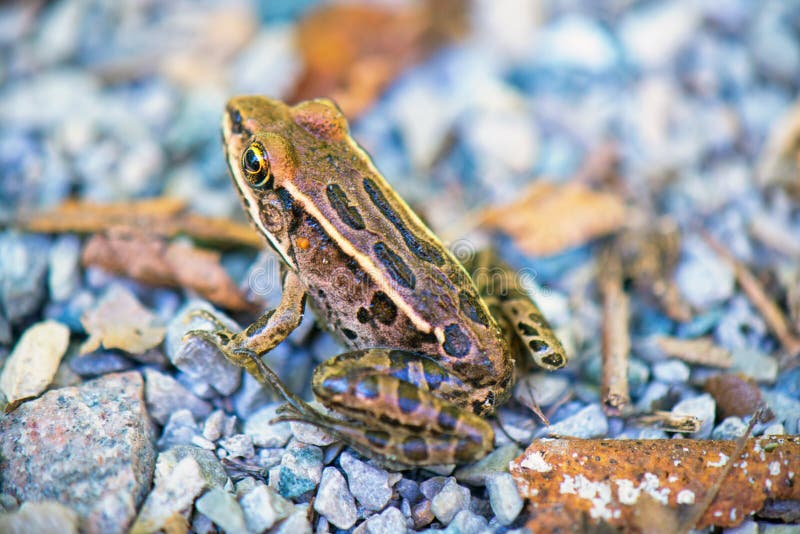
[222,96,352,269]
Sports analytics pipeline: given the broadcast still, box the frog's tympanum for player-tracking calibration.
[188,96,566,466]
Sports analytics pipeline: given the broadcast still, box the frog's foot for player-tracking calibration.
[183,323,252,368]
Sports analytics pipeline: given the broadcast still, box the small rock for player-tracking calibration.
[712,416,748,440]
[290,420,336,446]
[430,477,471,525]
[69,351,133,377]
[454,443,522,486]
[244,403,292,448]
[0,501,79,534]
[652,360,691,384]
[271,502,313,534]
[0,372,154,534]
[534,14,620,72]
[157,446,229,489]
[514,373,570,408]
[157,409,201,449]
[411,498,434,529]
[277,441,324,499]
[239,482,293,532]
[396,478,422,504]
[131,456,207,534]
[0,232,49,324]
[672,393,716,438]
[314,467,358,530]
[202,410,230,442]
[542,403,608,438]
[724,520,759,534]
[635,381,672,412]
[339,450,398,511]
[762,391,800,434]
[485,472,523,525]
[164,300,242,395]
[80,285,166,357]
[0,319,70,408]
[443,509,489,534]
[675,236,735,309]
[48,234,81,302]
[619,1,700,68]
[233,372,277,418]
[195,488,248,534]
[762,422,785,436]
[219,434,255,459]
[730,347,779,383]
[419,476,447,500]
[143,368,212,425]
[360,506,408,534]
[191,513,217,534]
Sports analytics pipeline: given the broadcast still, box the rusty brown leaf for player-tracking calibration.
[511,436,800,531]
[19,197,262,249]
[290,0,467,118]
[479,181,627,256]
[82,228,255,312]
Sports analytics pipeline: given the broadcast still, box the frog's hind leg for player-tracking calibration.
[277,348,495,466]
[465,250,567,371]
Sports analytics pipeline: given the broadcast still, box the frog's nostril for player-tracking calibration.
[228,107,243,134]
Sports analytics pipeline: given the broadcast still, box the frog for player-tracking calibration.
[187,96,566,467]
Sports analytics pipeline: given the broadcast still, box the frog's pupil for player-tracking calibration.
[244,148,261,173]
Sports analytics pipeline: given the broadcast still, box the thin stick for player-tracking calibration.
[655,336,733,368]
[599,247,630,416]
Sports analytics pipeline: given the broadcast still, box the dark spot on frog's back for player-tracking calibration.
[370,291,397,325]
[356,307,371,323]
[459,289,490,327]
[402,436,429,462]
[517,322,539,337]
[365,430,390,450]
[362,177,444,266]
[276,187,302,233]
[373,242,416,290]
[341,328,358,340]
[442,323,471,358]
[397,381,422,414]
[326,183,366,230]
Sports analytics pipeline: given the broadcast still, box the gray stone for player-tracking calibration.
[514,373,570,408]
[277,441,324,499]
[157,409,201,449]
[454,443,521,486]
[419,476,447,500]
[619,1,701,68]
[762,391,800,434]
[542,403,608,439]
[411,498,434,530]
[233,372,278,418]
[202,410,236,442]
[244,403,292,448]
[219,434,255,459]
[0,232,49,324]
[271,503,313,534]
[314,467,358,530]
[712,417,748,440]
[360,506,408,534]
[158,445,229,489]
[131,455,207,534]
[675,236,734,309]
[47,234,81,302]
[240,482,293,532]
[195,488,248,534]
[723,520,759,534]
[164,300,241,395]
[191,513,217,534]
[762,422,785,436]
[0,372,154,534]
[485,472,523,525]
[430,477,471,525]
[339,450,398,511]
[143,368,212,425]
[290,420,337,446]
[672,393,716,438]
[0,501,79,534]
[652,360,691,383]
[442,509,489,534]
[69,351,133,377]
[534,14,619,72]
[635,381,671,412]
[730,347,778,383]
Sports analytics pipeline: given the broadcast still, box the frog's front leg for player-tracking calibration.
[185,269,309,409]
[276,349,495,466]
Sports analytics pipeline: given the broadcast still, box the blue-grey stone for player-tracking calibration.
[485,472,523,525]
[277,442,323,499]
[0,232,50,324]
[762,391,800,435]
[652,360,691,384]
[542,403,608,439]
[711,416,748,440]
[672,393,716,438]
[313,467,357,530]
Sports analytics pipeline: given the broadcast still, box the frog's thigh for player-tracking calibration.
[311,349,494,465]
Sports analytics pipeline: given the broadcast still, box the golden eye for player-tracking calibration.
[241,143,272,188]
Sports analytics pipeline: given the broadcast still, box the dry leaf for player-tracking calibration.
[82,228,255,312]
[511,437,800,531]
[0,320,70,412]
[19,197,262,249]
[758,98,800,196]
[80,285,166,355]
[291,0,467,118]
[655,336,733,368]
[479,181,627,256]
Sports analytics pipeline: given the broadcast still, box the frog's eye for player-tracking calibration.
[241,143,272,188]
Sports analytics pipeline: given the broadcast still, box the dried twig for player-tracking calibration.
[599,247,630,416]
[632,411,702,433]
[702,231,800,359]
[655,336,733,368]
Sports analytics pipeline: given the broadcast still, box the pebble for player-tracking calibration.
[195,488,248,534]
[0,372,154,534]
[157,445,229,489]
[47,234,81,302]
[143,367,212,425]
[485,472,524,525]
[514,373,570,408]
[233,371,279,418]
[69,351,133,377]
[271,503,313,534]
[430,477,471,525]
[454,443,522,486]
[0,319,70,407]
[157,409,202,449]
[202,410,237,442]
[239,482,294,532]
[0,501,79,534]
[619,0,700,68]
[675,236,735,309]
[339,450,400,512]
[357,506,408,534]
[164,300,242,396]
[535,14,620,72]
[219,434,255,459]
[711,416,748,440]
[290,420,337,446]
[761,391,800,435]
[0,232,49,324]
[442,509,489,534]
[730,347,778,384]
[652,359,691,384]
[314,467,358,530]
[244,403,293,448]
[542,403,608,439]
[671,393,716,439]
[277,441,324,499]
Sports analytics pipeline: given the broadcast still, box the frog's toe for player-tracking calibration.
[187,308,230,331]
[183,327,234,348]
